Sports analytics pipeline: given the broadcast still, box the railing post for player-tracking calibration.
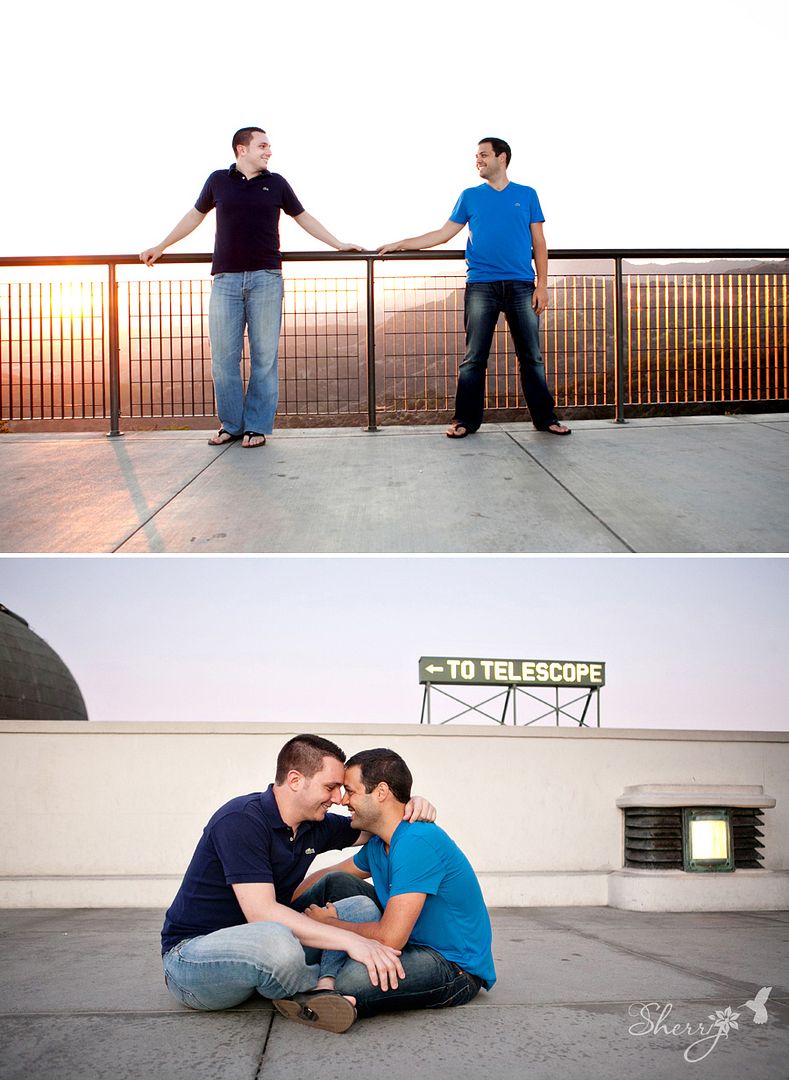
[366,255,378,432]
[106,261,122,437]
[613,255,627,424]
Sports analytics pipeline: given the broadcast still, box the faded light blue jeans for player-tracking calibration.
[161,874,376,1012]
[208,269,284,436]
[320,895,482,1019]
[162,922,320,1011]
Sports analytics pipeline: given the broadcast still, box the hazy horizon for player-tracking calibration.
[2,556,787,732]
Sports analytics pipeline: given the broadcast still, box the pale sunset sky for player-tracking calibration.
[1,0,787,256]
[2,557,787,731]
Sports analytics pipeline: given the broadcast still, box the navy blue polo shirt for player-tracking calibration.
[161,785,359,954]
[194,165,305,275]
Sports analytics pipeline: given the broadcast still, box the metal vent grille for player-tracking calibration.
[624,808,683,869]
[624,807,764,869]
[731,808,766,869]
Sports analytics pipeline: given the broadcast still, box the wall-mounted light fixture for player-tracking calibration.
[682,808,734,872]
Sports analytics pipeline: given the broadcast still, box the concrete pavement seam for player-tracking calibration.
[502,431,636,553]
[254,1011,276,1079]
[525,912,787,1000]
[111,442,237,553]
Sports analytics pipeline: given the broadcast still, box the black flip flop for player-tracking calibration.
[207,428,241,446]
[242,431,267,448]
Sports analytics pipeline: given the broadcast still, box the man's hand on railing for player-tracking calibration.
[378,221,463,256]
[140,246,164,267]
[336,242,365,252]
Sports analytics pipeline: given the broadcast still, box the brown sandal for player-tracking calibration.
[273,989,356,1033]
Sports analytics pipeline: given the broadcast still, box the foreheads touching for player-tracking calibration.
[275,734,346,785]
[344,748,413,805]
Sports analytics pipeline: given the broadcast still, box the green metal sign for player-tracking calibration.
[418,656,606,688]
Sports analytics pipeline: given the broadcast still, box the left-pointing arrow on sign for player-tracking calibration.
[425,665,445,674]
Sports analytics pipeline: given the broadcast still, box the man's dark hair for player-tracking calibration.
[275,734,345,784]
[479,136,511,166]
[232,126,267,157]
[345,748,413,804]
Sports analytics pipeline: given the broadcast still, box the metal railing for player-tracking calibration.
[1,249,787,435]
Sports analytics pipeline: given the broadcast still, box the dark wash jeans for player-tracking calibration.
[454,280,559,433]
[297,873,482,1019]
[290,871,382,913]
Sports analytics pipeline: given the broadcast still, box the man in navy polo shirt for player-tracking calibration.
[272,748,495,1034]
[379,137,570,439]
[141,127,362,448]
[160,734,435,1012]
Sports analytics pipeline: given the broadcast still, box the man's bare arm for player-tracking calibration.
[530,221,549,315]
[140,207,207,266]
[307,892,427,950]
[293,211,363,252]
[232,881,404,988]
[378,219,464,255]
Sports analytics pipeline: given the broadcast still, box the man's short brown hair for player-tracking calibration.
[232,126,267,157]
[479,136,511,166]
[345,748,413,804]
[275,734,345,784]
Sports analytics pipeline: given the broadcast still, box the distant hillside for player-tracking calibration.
[622,258,789,276]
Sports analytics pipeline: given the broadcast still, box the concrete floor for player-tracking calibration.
[1,415,788,553]
[0,907,786,1080]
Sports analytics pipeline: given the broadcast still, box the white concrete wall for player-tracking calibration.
[1,722,787,910]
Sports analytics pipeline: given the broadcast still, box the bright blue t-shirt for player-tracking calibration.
[353,821,496,989]
[449,181,544,283]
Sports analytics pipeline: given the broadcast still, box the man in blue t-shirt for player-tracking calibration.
[273,748,496,1034]
[141,126,362,448]
[159,734,436,1015]
[379,137,570,438]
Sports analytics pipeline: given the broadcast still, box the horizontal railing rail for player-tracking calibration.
[1,249,787,435]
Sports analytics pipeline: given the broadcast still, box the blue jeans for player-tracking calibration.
[208,269,284,435]
[455,280,558,433]
[291,871,381,913]
[162,921,320,1011]
[320,895,482,1019]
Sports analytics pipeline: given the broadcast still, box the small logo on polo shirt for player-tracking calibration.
[514,202,521,207]
[305,848,316,855]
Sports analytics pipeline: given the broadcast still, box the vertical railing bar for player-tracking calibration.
[755,274,762,400]
[613,255,625,422]
[729,272,736,401]
[50,281,57,420]
[106,261,122,436]
[737,274,743,402]
[78,280,85,419]
[27,282,33,421]
[366,255,377,431]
